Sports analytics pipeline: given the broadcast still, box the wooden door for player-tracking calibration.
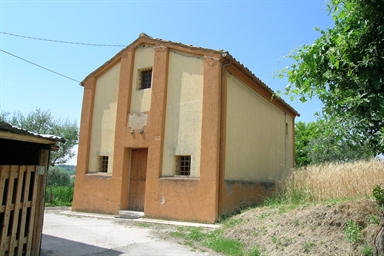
[128,148,148,211]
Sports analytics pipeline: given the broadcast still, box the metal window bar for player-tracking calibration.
[100,156,108,172]
[177,156,191,176]
[139,69,152,90]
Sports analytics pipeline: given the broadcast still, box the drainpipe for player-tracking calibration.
[218,59,231,219]
[285,112,287,171]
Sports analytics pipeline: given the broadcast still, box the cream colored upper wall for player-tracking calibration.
[285,113,294,169]
[88,62,121,173]
[162,51,204,177]
[225,73,293,181]
[130,46,154,113]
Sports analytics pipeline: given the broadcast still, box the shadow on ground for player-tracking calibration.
[41,234,123,256]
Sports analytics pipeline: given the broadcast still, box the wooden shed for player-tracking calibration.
[0,121,64,256]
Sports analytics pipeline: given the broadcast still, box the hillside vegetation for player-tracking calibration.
[169,159,384,255]
[57,165,76,176]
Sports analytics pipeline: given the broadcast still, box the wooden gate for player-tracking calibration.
[128,148,148,211]
[0,165,44,256]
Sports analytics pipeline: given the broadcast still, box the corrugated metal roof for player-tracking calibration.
[0,121,65,143]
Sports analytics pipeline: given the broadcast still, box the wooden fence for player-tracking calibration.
[0,165,46,256]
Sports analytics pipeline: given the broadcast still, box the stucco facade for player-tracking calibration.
[73,33,299,223]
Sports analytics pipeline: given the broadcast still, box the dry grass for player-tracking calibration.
[283,159,384,203]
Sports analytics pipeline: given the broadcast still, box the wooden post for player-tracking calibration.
[30,150,49,256]
[9,166,26,254]
[50,187,53,204]
[0,166,11,255]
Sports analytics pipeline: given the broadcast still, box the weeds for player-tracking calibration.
[345,220,361,244]
[45,186,73,206]
[369,214,380,225]
[249,246,264,256]
[361,242,373,256]
[202,229,243,256]
[373,184,384,209]
[222,218,243,228]
[302,240,315,253]
[170,226,243,255]
[175,159,383,255]
[135,223,151,228]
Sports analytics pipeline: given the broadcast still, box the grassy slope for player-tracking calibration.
[167,159,384,255]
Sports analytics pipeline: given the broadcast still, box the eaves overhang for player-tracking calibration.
[0,121,65,151]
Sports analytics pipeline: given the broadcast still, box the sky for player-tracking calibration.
[0,0,334,164]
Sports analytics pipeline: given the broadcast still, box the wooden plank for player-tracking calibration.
[31,150,49,255]
[0,166,10,256]
[17,166,31,255]
[0,131,59,148]
[0,167,17,254]
[128,149,148,211]
[26,166,39,254]
[9,166,25,255]
[0,166,11,212]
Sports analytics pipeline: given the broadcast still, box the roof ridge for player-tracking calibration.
[81,33,299,117]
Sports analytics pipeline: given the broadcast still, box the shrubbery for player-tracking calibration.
[45,186,74,206]
[45,166,74,206]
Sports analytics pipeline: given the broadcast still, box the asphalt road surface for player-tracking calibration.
[41,207,215,256]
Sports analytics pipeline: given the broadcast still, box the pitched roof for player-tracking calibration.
[82,33,299,117]
[0,121,65,148]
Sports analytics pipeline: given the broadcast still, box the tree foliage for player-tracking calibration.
[280,0,384,155]
[46,166,72,187]
[0,108,79,166]
[295,120,375,166]
[294,121,320,167]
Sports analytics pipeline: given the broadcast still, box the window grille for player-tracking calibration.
[139,68,152,90]
[176,155,191,176]
[100,156,108,172]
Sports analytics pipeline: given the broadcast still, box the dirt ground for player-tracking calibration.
[223,199,380,255]
[41,208,216,256]
[156,199,381,255]
[44,200,382,255]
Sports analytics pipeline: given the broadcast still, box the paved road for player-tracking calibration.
[41,208,215,256]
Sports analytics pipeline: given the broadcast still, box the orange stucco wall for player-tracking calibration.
[73,57,124,214]
[73,36,223,223]
[220,180,276,215]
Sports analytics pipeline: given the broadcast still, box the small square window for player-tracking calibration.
[99,156,108,173]
[139,68,152,90]
[176,155,191,176]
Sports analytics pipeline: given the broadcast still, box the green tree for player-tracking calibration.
[279,0,384,155]
[306,118,375,164]
[295,119,374,166]
[295,121,320,167]
[46,166,71,187]
[0,108,79,166]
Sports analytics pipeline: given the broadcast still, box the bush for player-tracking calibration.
[47,166,72,187]
[373,184,384,208]
[345,220,361,244]
[45,186,74,206]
